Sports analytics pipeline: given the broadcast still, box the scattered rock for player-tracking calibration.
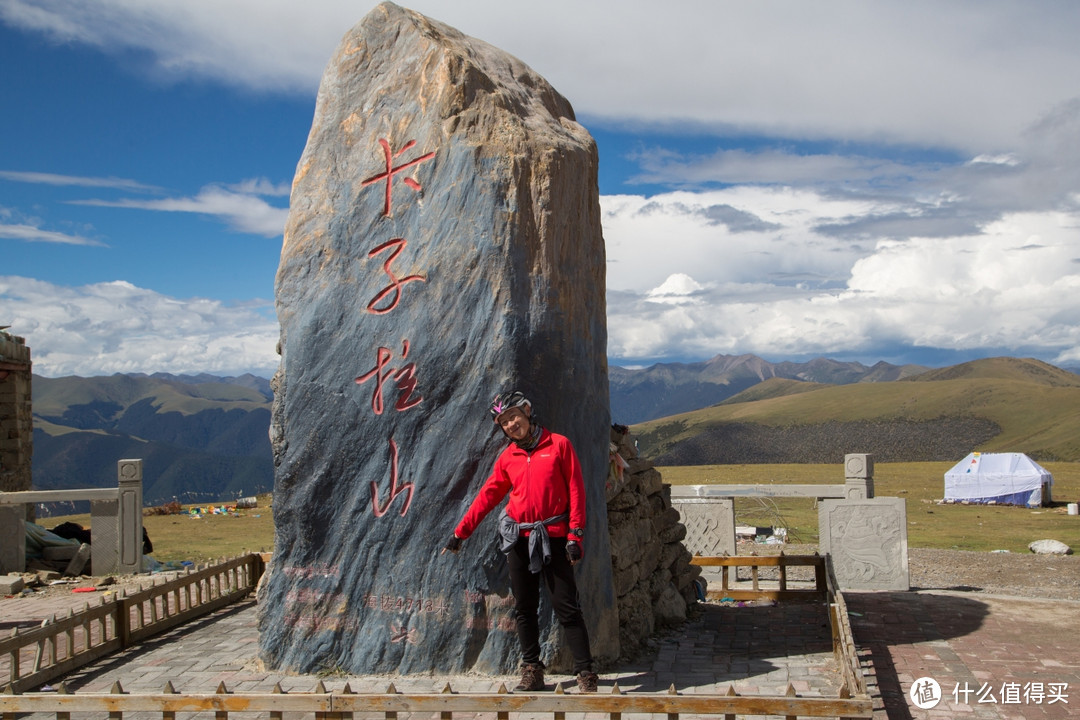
[1028,539,1072,555]
[1,574,25,595]
[653,583,688,625]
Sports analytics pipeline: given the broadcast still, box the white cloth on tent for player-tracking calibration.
[944,452,1052,504]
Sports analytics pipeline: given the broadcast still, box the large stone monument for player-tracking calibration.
[259,2,617,674]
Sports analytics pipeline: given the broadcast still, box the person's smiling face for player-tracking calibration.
[497,406,532,442]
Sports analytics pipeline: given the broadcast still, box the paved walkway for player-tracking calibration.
[6,581,1079,719]
[848,591,1080,720]
[3,584,842,697]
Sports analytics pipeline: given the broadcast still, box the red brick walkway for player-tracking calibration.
[848,591,1080,719]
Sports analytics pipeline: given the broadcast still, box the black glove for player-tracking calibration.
[566,540,583,564]
[444,535,463,554]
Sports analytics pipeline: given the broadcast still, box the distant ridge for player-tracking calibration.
[32,373,273,508]
[610,353,927,424]
[633,357,1080,464]
[900,356,1080,386]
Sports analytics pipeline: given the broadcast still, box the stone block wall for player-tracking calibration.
[0,331,32,495]
[605,427,701,658]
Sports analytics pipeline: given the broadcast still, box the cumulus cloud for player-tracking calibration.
[72,182,289,237]
[5,0,1080,373]
[0,276,280,377]
[603,188,880,293]
[3,1,1080,151]
[606,209,1080,367]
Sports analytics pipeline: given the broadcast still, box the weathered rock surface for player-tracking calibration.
[259,2,614,675]
[1028,539,1073,555]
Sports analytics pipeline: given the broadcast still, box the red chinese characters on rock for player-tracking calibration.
[356,133,436,521]
[354,340,422,415]
[369,438,414,518]
[361,138,435,217]
[366,238,425,315]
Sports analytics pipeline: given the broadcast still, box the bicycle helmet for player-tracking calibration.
[489,391,531,421]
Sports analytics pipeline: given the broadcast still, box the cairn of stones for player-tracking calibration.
[605,427,701,657]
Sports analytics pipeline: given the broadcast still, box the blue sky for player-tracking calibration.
[3,0,1080,378]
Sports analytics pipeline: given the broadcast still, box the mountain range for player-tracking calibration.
[632,356,1080,464]
[26,356,1080,506]
[610,354,928,424]
[32,372,273,509]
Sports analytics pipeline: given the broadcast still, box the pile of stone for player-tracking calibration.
[605,426,701,658]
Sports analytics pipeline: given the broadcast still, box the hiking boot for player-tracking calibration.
[576,671,599,693]
[516,662,545,692]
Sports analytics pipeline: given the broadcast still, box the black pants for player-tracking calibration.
[506,535,593,674]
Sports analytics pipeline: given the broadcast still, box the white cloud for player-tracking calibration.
[72,183,289,237]
[225,177,291,197]
[3,1,1080,152]
[603,188,883,293]
[0,276,280,377]
[646,273,706,306]
[5,1,1080,373]
[0,170,159,192]
[606,209,1080,366]
[0,222,104,246]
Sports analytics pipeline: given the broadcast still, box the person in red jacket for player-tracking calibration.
[444,391,598,693]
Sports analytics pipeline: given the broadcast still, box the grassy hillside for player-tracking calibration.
[609,353,928,424]
[636,357,1080,463]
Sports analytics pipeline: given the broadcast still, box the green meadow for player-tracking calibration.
[658,461,1080,553]
[36,462,1080,563]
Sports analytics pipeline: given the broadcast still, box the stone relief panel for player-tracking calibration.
[672,498,735,557]
[819,497,909,591]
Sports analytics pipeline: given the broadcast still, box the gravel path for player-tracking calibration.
[907,546,1080,600]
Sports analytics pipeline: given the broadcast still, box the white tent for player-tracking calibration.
[944,452,1053,507]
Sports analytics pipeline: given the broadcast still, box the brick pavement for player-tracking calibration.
[848,590,1080,720]
[3,591,844,699]
[15,582,1077,720]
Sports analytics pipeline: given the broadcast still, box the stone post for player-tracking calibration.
[117,460,144,573]
[843,453,874,499]
[0,330,33,574]
[0,331,33,498]
[90,459,144,575]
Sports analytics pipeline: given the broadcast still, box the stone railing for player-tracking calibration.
[670,454,908,592]
[0,460,144,575]
[0,553,264,693]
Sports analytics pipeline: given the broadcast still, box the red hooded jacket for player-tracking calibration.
[455,428,586,543]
